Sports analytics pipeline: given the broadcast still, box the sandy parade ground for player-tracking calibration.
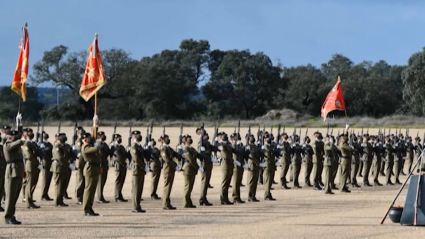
[0,126,424,238]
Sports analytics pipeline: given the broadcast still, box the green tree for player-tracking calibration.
[0,87,43,122]
[402,48,425,116]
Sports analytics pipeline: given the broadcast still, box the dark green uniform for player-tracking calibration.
[0,144,5,209]
[323,142,333,194]
[63,143,73,199]
[263,144,276,199]
[82,144,101,214]
[161,144,177,208]
[96,141,110,202]
[74,137,85,203]
[291,143,302,188]
[22,140,40,207]
[40,140,53,200]
[339,141,351,191]
[361,139,373,186]
[372,141,383,185]
[199,139,213,204]
[232,142,245,202]
[247,143,260,201]
[112,143,127,200]
[384,142,394,184]
[405,140,414,174]
[130,142,146,211]
[394,142,403,184]
[312,139,324,188]
[302,143,314,187]
[278,140,291,188]
[4,139,25,222]
[330,143,339,189]
[51,142,69,206]
[350,141,361,186]
[182,145,199,207]
[218,142,234,203]
[149,145,162,199]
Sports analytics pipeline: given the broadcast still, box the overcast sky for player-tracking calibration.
[1,0,425,86]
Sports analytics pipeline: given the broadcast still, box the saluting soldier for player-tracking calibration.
[96,131,110,203]
[291,135,303,189]
[218,132,235,205]
[231,133,246,203]
[160,134,178,210]
[312,132,325,190]
[130,130,147,213]
[323,136,334,195]
[246,134,260,202]
[148,138,162,200]
[40,132,54,201]
[278,133,291,190]
[339,130,352,193]
[21,128,41,209]
[81,132,101,216]
[111,134,128,202]
[350,135,361,188]
[384,136,395,185]
[51,133,70,207]
[182,134,201,208]
[74,126,85,205]
[197,129,214,206]
[4,127,25,225]
[262,133,276,201]
[302,136,314,187]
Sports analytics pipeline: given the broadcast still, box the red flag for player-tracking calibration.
[321,77,346,120]
[11,24,29,102]
[79,34,105,101]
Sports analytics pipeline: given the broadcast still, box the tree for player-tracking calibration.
[0,87,43,122]
[402,48,425,116]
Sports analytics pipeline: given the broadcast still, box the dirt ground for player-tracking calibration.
[0,126,422,238]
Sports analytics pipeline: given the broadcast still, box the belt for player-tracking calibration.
[6,159,22,164]
[86,162,100,166]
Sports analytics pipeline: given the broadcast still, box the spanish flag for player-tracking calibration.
[321,76,346,121]
[11,23,29,102]
[79,33,105,101]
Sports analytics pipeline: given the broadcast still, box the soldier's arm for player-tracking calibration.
[7,139,25,150]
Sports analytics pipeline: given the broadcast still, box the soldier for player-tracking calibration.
[148,138,162,200]
[312,132,325,190]
[111,134,128,202]
[323,136,334,195]
[405,136,414,174]
[181,134,201,208]
[4,127,25,224]
[414,137,423,172]
[218,132,235,205]
[372,136,383,186]
[160,134,178,210]
[350,135,361,188]
[22,128,41,209]
[330,136,340,190]
[278,133,291,189]
[197,129,214,206]
[361,134,373,187]
[74,126,85,205]
[339,130,351,193]
[130,130,147,213]
[0,127,8,211]
[40,132,54,201]
[262,133,276,201]
[63,135,74,200]
[81,132,101,216]
[302,136,314,187]
[384,136,395,185]
[96,131,110,203]
[246,134,260,202]
[393,138,403,185]
[291,135,303,189]
[231,133,246,203]
[51,133,70,207]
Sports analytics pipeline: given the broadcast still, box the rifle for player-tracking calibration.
[326,122,330,136]
[178,124,184,166]
[237,120,241,141]
[72,122,77,146]
[36,120,40,143]
[213,122,218,147]
[277,124,281,144]
[111,121,117,143]
[406,128,409,138]
[149,122,153,143]
[246,126,251,146]
[145,124,150,147]
[57,120,61,134]
[298,128,301,143]
[40,120,45,143]
[304,128,308,144]
[128,124,132,149]
[330,128,333,136]
[292,127,296,141]
[361,127,364,136]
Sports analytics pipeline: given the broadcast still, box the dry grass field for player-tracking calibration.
[0,126,423,238]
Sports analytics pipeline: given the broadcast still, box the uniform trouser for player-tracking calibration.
[41,163,53,198]
[351,163,359,185]
[53,172,66,206]
[394,160,402,183]
[96,166,108,201]
[312,162,323,187]
[247,169,259,199]
[151,170,161,197]
[279,163,290,187]
[163,171,175,207]
[0,167,5,205]
[258,168,264,184]
[183,174,196,207]
[263,170,273,198]
[339,159,349,190]
[232,168,244,200]
[331,162,338,187]
[4,176,23,221]
[323,166,332,193]
[362,159,372,184]
[75,168,85,202]
[115,168,127,199]
[199,168,211,201]
[400,159,406,173]
[289,164,293,182]
[358,161,364,176]
[83,175,99,214]
[405,159,413,174]
[303,161,313,185]
[380,161,386,175]
[25,171,39,207]
[292,163,301,187]
[64,168,72,197]
[132,174,145,210]
[385,161,394,184]
[220,169,233,202]
[372,160,381,183]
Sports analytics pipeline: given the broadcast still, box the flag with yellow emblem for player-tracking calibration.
[11,23,29,102]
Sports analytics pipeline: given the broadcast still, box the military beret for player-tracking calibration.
[230,133,238,138]
[97,131,105,136]
[23,128,33,133]
[82,133,92,139]
[160,134,169,139]
[314,131,320,135]
[55,132,66,137]
[196,127,202,132]
[182,134,191,139]
[2,125,11,130]
[77,126,84,130]
[131,130,141,135]
[7,130,19,136]
[113,134,122,139]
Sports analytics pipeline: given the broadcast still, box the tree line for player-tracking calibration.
[2,39,425,121]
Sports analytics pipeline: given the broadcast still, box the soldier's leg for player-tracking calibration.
[183,174,190,206]
[132,175,141,210]
[289,164,293,182]
[30,171,40,206]
[405,159,413,174]
[21,176,27,200]
[385,162,393,184]
[394,160,401,183]
[0,168,4,208]
[189,174,196,206]
[220,170,228,202]
[373,160,380,183]
[231,169,239,200]
[151,170,161,197]
[164,172,175,207]
[318,162,324,184]
[76,168,85,202]
[100,167,108,199]
[311,163,318,187]
[350,163,357,185]
[263,170,270,198]
[247,170,254,199]
[258,168,263,184]
[25,172,33,207]
[53,173,62,205]
[42,164,53,198]
[323,166,331,194]
[83,175,94,214]
[358,161,363,177]
[362,160,370,184]
[340,161,348,190]
[280,164,286,187]
[380,160,386,176]
[64,168,71,198]
[252,169,259,198]
[237,169,243,198]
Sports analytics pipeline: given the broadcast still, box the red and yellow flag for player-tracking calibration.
[11,23,29,102]
[79,34,105,101]
[321,77,346,120]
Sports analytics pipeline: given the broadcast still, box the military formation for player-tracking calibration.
[0,115,423,225]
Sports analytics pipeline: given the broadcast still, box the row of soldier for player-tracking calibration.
[1,118,421,224]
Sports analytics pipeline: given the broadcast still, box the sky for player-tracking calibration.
[1,0,425,87]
